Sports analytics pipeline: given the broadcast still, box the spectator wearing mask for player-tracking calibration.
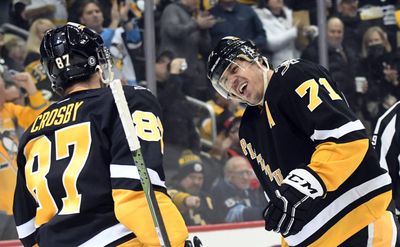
[210,156,266,223]
[168,150,220,225]
[358,0,397,50]
[358,26,399,128]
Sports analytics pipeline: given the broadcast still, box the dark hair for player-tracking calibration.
[77,0,102,19]
[156,50,175,63]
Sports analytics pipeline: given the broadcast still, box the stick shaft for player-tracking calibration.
[109,80,171,247]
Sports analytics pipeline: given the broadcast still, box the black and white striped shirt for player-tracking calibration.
[372,101,400,214]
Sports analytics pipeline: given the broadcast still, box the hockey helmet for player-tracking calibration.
[207,36,260,99]
[40,22,111,95]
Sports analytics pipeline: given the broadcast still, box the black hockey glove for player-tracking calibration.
[184,236,203,247]
[263,168,326,236]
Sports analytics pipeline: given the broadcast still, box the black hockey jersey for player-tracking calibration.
[13,86,188,246]
[372,101,400,214]
[239,59,392,246]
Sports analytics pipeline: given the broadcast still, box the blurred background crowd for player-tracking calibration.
[1,0,400,240]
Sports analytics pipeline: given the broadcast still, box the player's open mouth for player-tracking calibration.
[239,81,247,94]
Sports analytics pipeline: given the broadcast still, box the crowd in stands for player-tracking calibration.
[1,0,400,240]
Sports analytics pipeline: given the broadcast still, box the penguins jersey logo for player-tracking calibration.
[275,59,300,76]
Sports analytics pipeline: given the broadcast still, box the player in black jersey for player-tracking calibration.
[13,23,190,246]
[207,36,400,246]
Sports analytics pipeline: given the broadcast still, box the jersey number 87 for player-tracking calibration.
[23,110,163,227]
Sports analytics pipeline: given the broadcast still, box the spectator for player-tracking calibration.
[24,18,58,101]
[155,50,201,174]
[79,0,141,86]
[358,0,397,49]
[336,0,369,55]
[0,71,49,240]
[206,114,243,161]
[159,0,216,100]
[210,156,266,223]
[254,0,301,67]
[358,26,399,128]
[8,0,31,30]
[209,0,267,52]
[68,0,113,27]
[1,35,27,72]
[200,91,244,142]
[78,0,124,47]
[168,150,220,225]
[301,16,360,113]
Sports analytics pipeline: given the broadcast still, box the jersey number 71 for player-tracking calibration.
[295,78,342,112]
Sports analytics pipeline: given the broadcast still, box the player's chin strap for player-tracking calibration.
[97,58,115,85]
[252,56,270,106]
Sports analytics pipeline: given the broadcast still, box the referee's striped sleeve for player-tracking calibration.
[372,101,400,172]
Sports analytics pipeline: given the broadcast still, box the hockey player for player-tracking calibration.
[13,23,190,246]
[372,101,400,223]
[207,36,400,246]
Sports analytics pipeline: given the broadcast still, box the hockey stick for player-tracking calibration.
[109,79,171,247]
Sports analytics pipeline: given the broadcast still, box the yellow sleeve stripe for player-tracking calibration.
[309,139,369,191]
[372,210,397,247]
[112,189,188,246]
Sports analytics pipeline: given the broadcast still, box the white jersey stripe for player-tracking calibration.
[310,120,365,141]
[391,212,397,247]
[16,217,36,239]
[379,116,396,172]
[285,173,391,246]
[373,101,400,136]
[367,223,374,247]
[110,164,166,188]
[78,223,132,247]
[398,152,400,179]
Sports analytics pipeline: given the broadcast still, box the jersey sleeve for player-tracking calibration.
[108,87,188,246]
[277,60,370,191]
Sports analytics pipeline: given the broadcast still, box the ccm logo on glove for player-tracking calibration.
[284,168,325,199]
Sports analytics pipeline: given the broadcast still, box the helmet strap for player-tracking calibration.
[97,59,114,85]
[250,57,270,106]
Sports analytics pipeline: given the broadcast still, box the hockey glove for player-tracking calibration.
[184,236,203,247]
[263,168,326,236]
